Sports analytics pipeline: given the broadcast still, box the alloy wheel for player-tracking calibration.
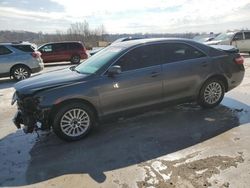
[204,82,222,104]
[14,67,29,80]
[60,108,90,137]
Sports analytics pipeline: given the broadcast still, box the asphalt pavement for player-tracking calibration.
[0,58,250,188]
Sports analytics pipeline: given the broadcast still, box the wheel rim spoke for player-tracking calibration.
[204,82,222,104]
[14,68,28,80]
[60,108,90,137]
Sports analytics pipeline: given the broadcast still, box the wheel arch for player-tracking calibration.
[49,98,99,125]
[200,74,229,94]
[10,64,31,75]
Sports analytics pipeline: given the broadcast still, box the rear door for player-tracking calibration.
[98,44,163,115]
[52,43,68,61]
[0,45,13,75]
[160,42,209,102]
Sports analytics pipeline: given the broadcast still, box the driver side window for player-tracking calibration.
[115,45,160,72]
[0,46,12,55]
[233,32,243,41]
[41,44,52,52]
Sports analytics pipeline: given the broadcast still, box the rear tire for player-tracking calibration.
[198,79,225,108]
[52,102,95,141]
[71,55,81,64]
[11,65,31,81]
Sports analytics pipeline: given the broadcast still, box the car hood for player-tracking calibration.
[15,68,89,96]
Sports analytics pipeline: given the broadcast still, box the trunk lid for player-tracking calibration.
[210,45,239,54]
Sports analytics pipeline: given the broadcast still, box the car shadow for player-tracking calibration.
[1,100,248,187]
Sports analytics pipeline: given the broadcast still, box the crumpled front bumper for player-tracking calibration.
[12,110,22,129]
[12,110,37,133]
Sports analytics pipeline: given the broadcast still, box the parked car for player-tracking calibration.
[38,41,88,64]
[206,30,250,54]
[89,47,105,56]
[89,37,143,56]
[12,38,244,141]
[0,42,44,81]
[193,34,216,43]
[111,36,144,44]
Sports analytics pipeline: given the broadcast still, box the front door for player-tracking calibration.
[98,44,163,116]
[39,44,54,62]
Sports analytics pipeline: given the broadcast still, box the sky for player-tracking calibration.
[0,0,250,34]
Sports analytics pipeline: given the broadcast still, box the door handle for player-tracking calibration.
[151,71,160,77]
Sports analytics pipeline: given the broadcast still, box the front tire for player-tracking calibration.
[53,103,95,141]
[11,65,31,81]
[198,79,225,108]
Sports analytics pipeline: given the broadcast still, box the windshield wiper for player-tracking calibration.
[70,66,89,74]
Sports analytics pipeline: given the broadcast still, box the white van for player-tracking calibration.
[206,31,250,54]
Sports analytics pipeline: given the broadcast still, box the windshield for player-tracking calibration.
[75,46,124,74]
[213,33,234,41]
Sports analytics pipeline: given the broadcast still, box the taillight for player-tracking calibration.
[234,56,244,65]
[31,51,41,58]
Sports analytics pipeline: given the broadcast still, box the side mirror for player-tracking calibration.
[107,65,121,77]
[70,65,76,70]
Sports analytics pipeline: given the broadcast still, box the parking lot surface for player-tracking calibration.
[0,58,250,188]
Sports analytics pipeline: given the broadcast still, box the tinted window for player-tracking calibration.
[0,46,12,55]
[116,45,161,72]
[53,43,67,52]
[68,43,83,50]
[244,32,250,39]
[160,43,206,63]
[12,45,35,52]
[233,32,243,40]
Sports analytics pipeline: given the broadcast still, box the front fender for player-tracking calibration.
[35,80,101,114]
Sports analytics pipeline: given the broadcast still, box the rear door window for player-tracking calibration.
[233,32,244,40]
[160,43,206,64]
[244,32,250,39]
[116,44,161,72]
[53,43,66,52]
[11,45,35,52]
[0,46,12,55]
[68,43,83,50]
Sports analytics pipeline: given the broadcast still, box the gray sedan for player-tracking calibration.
[12,38,244,141]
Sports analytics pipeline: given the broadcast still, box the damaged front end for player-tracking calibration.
[12,91,50,133]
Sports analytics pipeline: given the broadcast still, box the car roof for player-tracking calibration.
[41,41,83,45]
[0,41,33,46]
[111,38,198,48]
